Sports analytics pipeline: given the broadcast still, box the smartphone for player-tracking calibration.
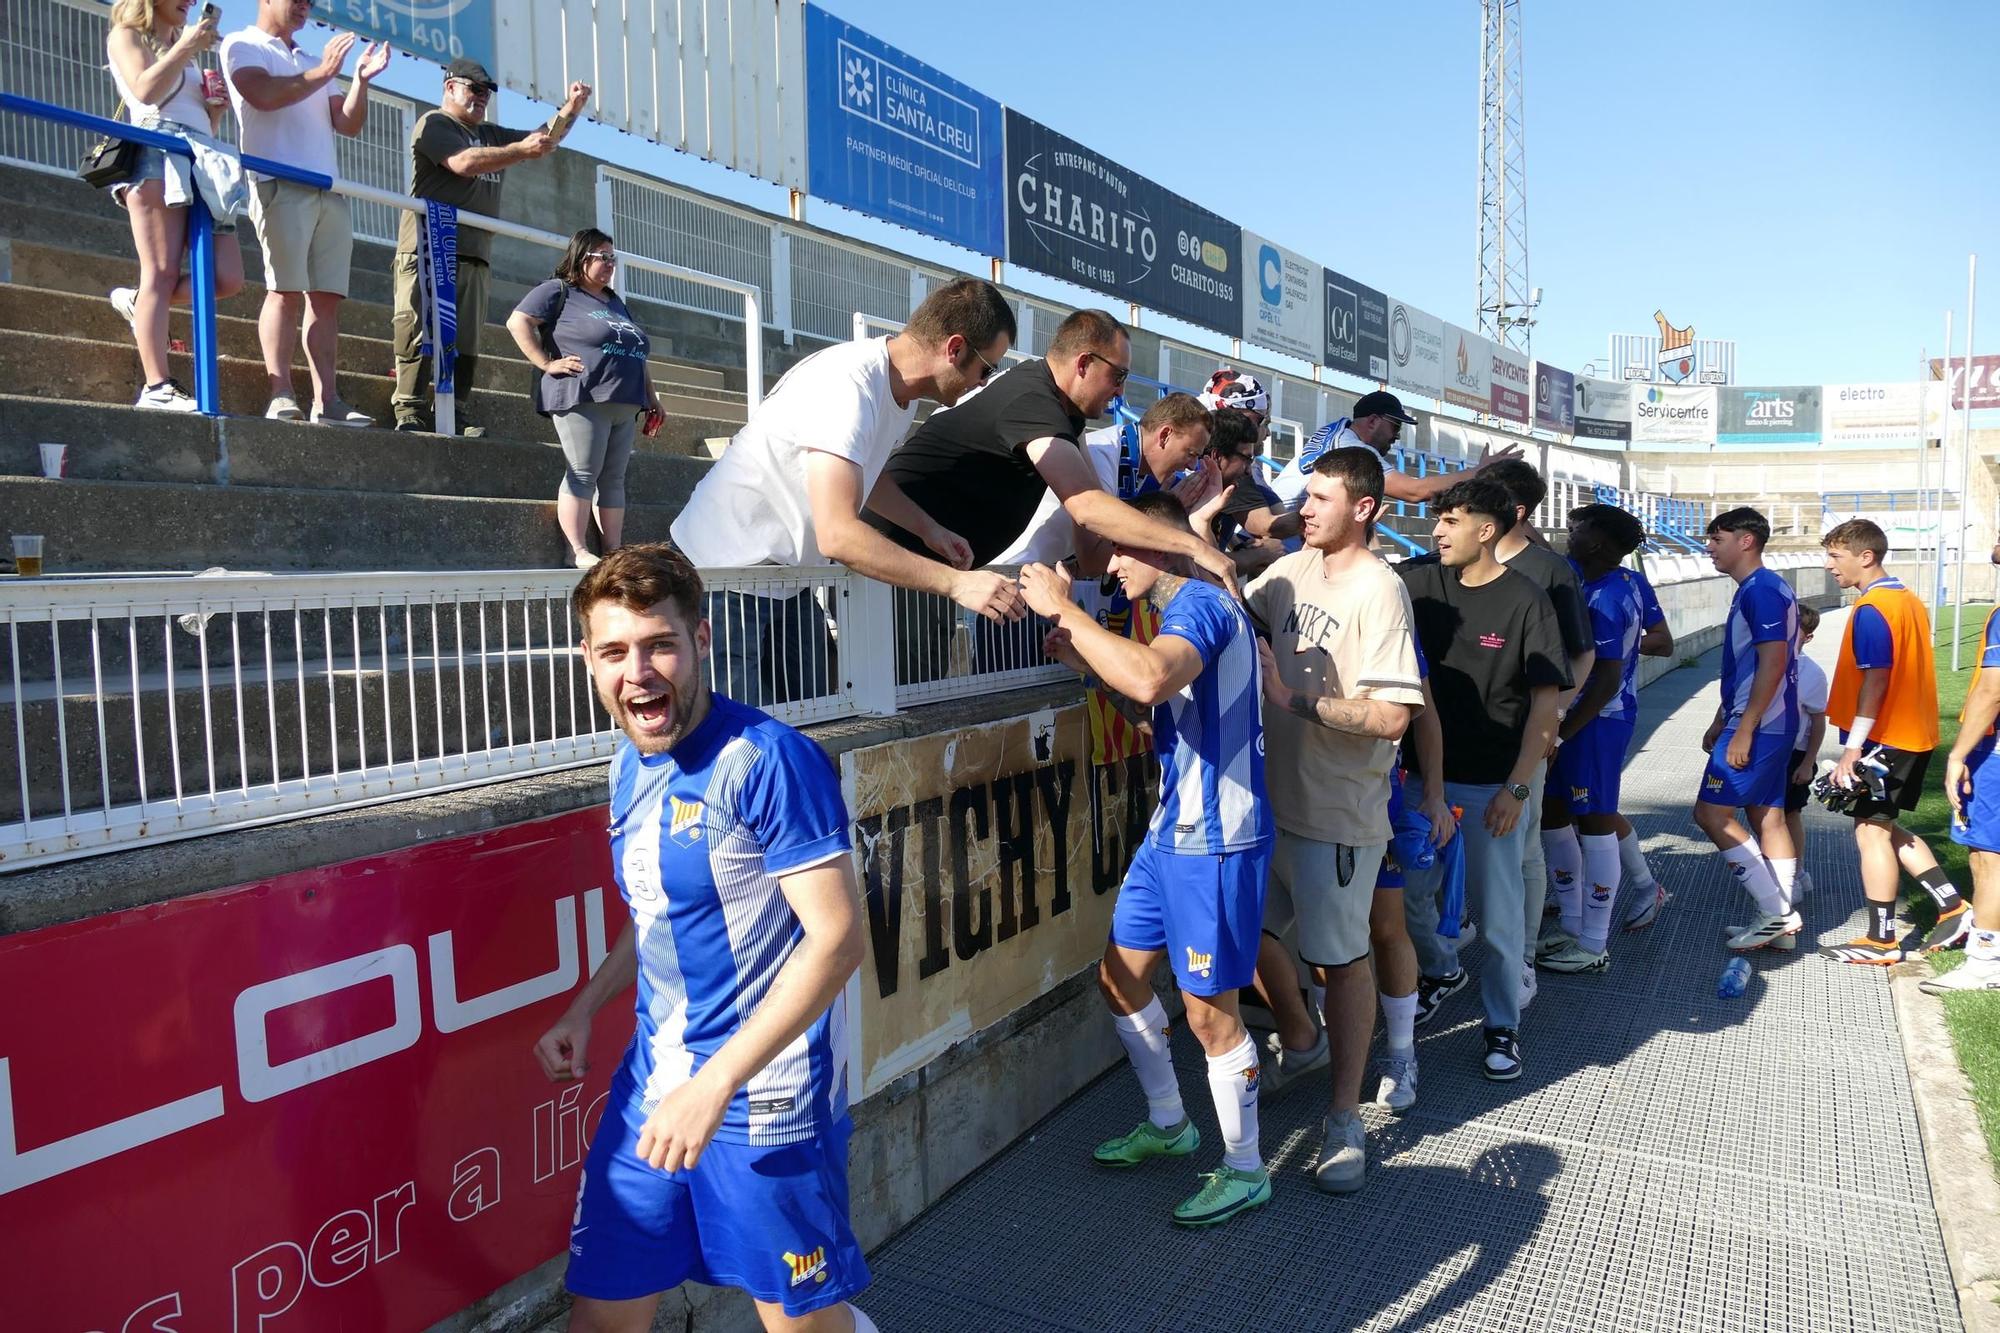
[201,2,219,20]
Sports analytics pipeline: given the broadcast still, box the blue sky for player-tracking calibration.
[285,0,1996,386]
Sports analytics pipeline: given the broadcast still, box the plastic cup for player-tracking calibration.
[39,442,65,479]
[12,535,43,578]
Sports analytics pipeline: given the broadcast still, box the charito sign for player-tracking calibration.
[0,810,628,1331]
[1004,109,1242,336]
[845,703,1156,1092]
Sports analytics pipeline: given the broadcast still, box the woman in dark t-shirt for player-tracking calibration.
[507,228,663,568]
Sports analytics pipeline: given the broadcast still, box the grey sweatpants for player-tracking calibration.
[553,401,639,507]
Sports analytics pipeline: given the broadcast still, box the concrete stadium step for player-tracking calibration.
[0,283,748,427]
[0,396,715,496]
[3,472,694,573]
[2,236,747,397]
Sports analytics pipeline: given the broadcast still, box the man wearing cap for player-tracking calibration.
[1269,391,1520,519]
[390,60,591,434]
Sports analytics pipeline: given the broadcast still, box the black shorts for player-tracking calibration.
[1785,749,1812,813]
[1850,745,1930,822]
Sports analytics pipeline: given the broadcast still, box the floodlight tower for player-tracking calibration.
[1477,0,1535,355]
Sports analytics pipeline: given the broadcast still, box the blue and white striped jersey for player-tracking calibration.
[1147,579,1273,855]
[1720,567,1799,735]
[1577,564,1645,720]
[607,694,852,1146]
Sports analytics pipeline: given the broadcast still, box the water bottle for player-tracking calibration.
[1716,956,1752,999]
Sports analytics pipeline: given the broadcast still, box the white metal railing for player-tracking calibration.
[0,563,1071,870]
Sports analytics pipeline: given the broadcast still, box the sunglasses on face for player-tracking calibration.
[1087,351,1130,386]
[971,344,1002,383]
[584,250,616,263]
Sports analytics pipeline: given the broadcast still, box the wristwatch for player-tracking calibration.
[1506,782,1531,801]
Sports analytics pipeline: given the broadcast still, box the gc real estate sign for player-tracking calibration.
[805,6,1006,255]
[1241,231,1323,363]
[1324,269,1391,382]
[1005,109,1242,336]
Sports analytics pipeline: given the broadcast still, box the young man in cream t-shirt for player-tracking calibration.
[1244,445,1424,1194]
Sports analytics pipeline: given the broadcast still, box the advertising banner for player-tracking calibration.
[1533,361,1576,433]
[1386,298,1445,399]
[1005,110,1241,335]
[1323,268,1391,382]
[1241,231,1324,363]
[0,810,630,1332]
[844,704,1145,1093]
[1822,382,1931,448]
[1715,385,1822,446]
[1440,322,1493,412]
[1490,344,1531,425]
[804,6,1006,256]
[1630,384,1718,448]
[1574,378,1632,443]
[1931,354,2000,410]
[320,0,495,73]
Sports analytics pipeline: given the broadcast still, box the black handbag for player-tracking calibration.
[78,119,140,190]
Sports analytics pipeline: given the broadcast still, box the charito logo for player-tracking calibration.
[1258,244,1283,306]
[784,1247,829,1286]
[1013,149,1157,264]
[1654,310,1695,383]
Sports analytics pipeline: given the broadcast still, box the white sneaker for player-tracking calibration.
[1538,942,1611,974]
[572,550,601,570]
[1314,1109,1367,1193]
[1727,911,1803,952]
[1452,920,1479,948]
[1919,956,2000,994]
[1375,1050,1419,1112]
[109,286,138,327]
[1623,882,1669,931]
[266,395,303,421]
[310,399,373,428]
[1262,1025,1330,1094]
[1517,963,1538,1009]
[1721,921,1798,950]
[135,379,198,413]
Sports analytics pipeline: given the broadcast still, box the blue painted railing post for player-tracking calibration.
[187,193,220,416]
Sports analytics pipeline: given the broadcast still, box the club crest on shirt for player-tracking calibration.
[1571,785,1591,804]
[668,795,705,848]
[1705,773,1726,794]
[784,1246,829,1287]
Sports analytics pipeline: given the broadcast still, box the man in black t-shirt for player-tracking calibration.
[866,310,1238,582]
[1397,478,1569,1084]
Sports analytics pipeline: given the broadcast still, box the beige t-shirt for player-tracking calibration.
[1245,549,1424,845]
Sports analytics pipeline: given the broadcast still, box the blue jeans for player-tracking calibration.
[1402,780,1529,1031]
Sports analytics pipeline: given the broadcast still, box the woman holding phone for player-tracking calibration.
[507,228,663,568]
[105,0,246,412]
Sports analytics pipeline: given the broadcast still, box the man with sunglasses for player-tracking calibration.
[391,57,591,434]
[1267,391,1522,526]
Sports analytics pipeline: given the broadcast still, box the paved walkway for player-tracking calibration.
[863,610,1963,1332]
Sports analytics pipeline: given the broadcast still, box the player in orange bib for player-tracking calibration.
[1817,519,1967,964]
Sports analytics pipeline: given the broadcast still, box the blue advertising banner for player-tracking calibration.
[1323,269,1390,382]
[1715,385,1821,447]
[1533,361,1576,433]
[316,0,495,73]
[1004,109,1241,336]
[803,6,1005,256]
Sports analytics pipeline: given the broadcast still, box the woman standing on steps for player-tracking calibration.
[507,228,663,569]
[105,0,246,413]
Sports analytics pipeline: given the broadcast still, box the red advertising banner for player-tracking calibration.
[0,809,630,1332]
[1931,354,2000,410]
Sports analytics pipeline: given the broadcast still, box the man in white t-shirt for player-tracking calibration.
[223,1,389,426]
[670,277,1022,705]
[1244,445,1424,1194]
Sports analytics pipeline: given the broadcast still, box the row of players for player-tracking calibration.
[524,278,1998,1331]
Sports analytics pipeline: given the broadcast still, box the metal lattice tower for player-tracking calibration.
[1477,0,1532,354]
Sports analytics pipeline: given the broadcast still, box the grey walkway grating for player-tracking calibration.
[862,611,1963,1332]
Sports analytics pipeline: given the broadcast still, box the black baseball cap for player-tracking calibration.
[1352,390,1417,424]
[445,58,497,92]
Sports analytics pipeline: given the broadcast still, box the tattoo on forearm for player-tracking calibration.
[1288,691,1384,735]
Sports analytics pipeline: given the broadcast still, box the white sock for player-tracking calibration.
[1543,825,1584,936]
[1205,1035,1263,1172]
[1579,833,1621,953]
[1721,841,1785,915]
[1768,857,1799,915]
[848,1308,880,1333]
[1618,829,1655,888]
[1112,998,1184,1129]
[1970,928,1999,961]
[1379,990,1417,1055]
